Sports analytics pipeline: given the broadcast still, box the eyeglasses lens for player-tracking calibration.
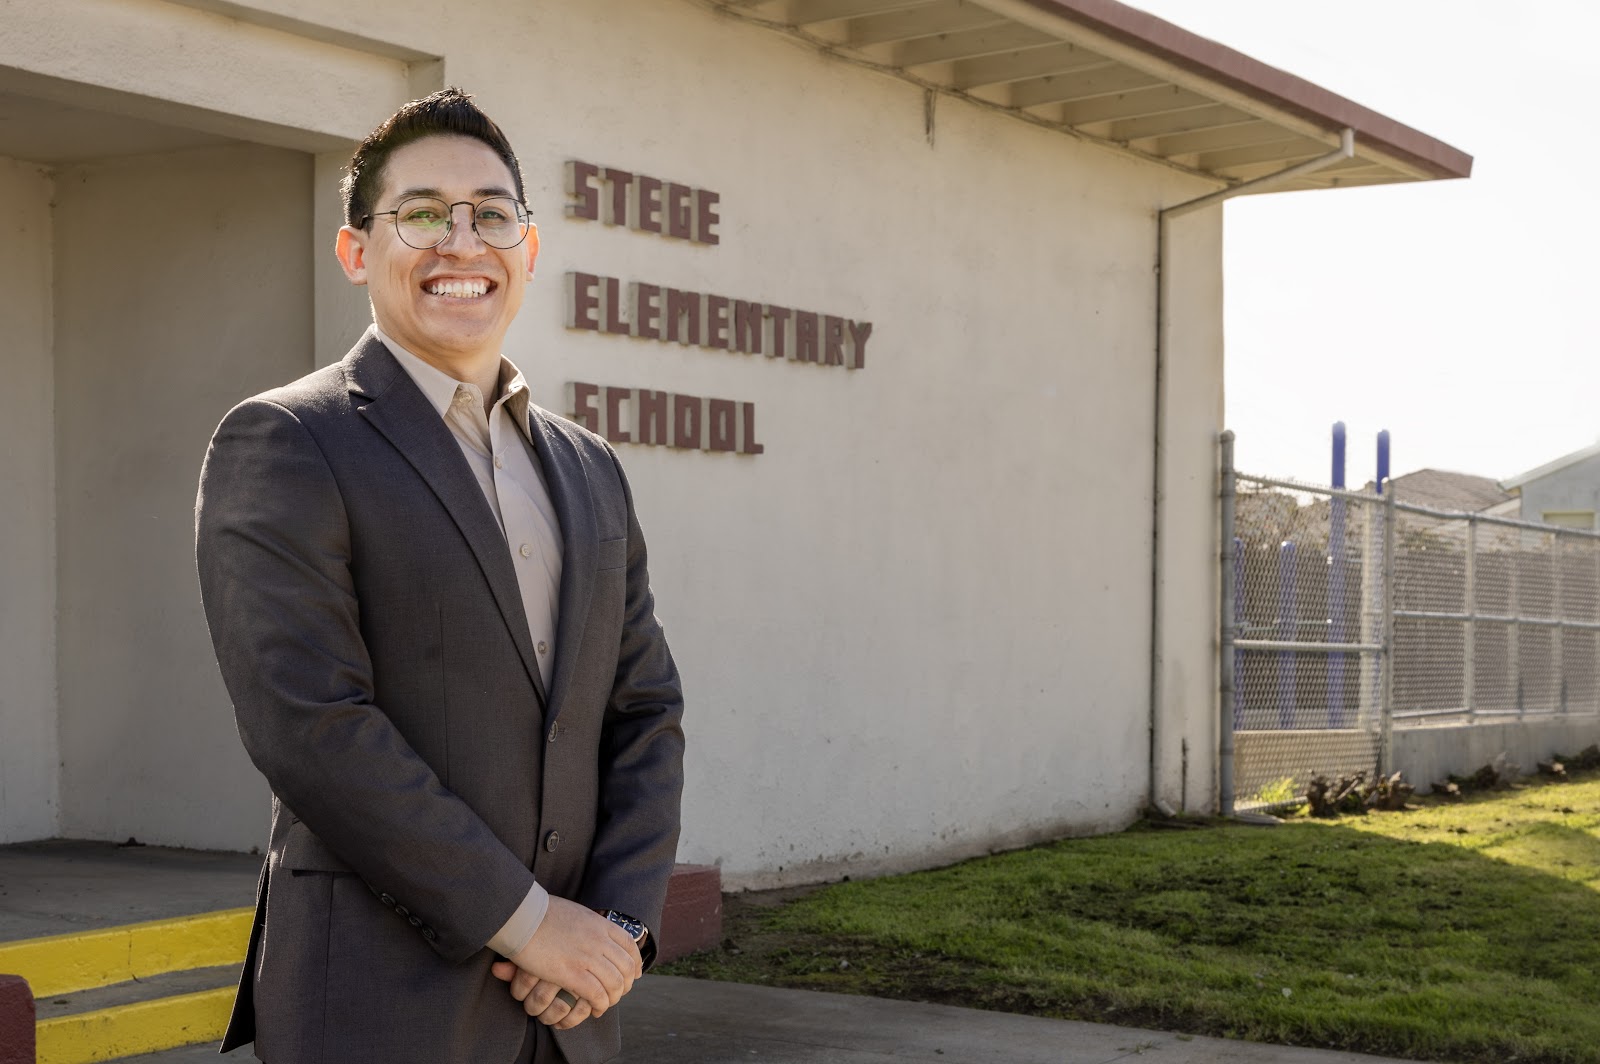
[394,196,528,250]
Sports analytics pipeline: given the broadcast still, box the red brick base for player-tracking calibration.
[0,975,34,1064]
[657,864,721,964]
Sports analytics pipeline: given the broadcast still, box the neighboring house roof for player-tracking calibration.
[1501,441,1600,491]
[1376,469,1514,513]
[711,0,1471,192]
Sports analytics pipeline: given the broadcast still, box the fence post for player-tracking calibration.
[1554,530,1567,714]
[1380,479,1397,778]
[1464,515,1477,721]
[1219,431,1237,817]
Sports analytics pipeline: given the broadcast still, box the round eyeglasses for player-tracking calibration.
[360,195,531,250]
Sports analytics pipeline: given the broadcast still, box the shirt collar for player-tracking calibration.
[374,324,530,422]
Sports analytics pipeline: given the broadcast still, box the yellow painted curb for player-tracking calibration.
[0,909,252,997]
[36,986,232,1064]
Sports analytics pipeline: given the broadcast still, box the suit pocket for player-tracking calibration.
[597,536,627,570]
[282,821,355,877]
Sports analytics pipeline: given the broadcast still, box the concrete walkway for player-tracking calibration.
[1,842,1428,1064]
[108,975,1428,1063]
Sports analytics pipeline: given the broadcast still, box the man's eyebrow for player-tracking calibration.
[390,185,516,201]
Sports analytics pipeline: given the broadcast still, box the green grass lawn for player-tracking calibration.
[661,771,1600,1063]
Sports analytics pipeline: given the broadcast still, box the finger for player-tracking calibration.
[566,971,613,1015]
[555,998,593,1030]
[509,968,539,1003]
[534,987,578,1025]
[523,979,560,1016]
[490,961,516,983]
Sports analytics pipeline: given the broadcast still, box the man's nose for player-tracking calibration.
[436,203,486,254]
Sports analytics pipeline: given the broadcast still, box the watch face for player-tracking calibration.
[604,910,647,943]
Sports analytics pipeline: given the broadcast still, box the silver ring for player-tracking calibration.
[554,989,579,1010]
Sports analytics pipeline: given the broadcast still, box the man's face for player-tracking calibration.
[336,134,538,365]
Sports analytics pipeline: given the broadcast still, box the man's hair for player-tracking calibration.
[341,87,525,228]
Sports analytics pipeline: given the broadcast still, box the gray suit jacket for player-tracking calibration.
[195,331,684,1064]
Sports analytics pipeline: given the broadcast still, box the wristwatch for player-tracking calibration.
[597,908,655,968]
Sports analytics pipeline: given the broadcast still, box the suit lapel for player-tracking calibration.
[526,406,597,723]
[343,332,549,708]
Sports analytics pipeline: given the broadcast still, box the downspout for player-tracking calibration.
[1147,128,1355,816]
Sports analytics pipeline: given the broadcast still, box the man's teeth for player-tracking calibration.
[427,280,489,297]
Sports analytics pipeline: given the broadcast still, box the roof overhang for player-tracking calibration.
[1502,441,1600,491]
[700,0,1472,192]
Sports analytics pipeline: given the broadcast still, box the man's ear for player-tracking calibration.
[335,226,369,286]
[524,222,540,278]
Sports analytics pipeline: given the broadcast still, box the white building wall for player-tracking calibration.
[401,0,1222,884]
[1154,207,1226,814]
[52,144,311,848]
[1518,454,1600,527]
[0,157,60,842]
[6,0,1226,880]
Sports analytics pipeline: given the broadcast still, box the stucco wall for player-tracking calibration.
[12,0,1226,881]
[1519,454,1600,527]
[0,156,59,842]
[52,144,311,848]
[397,0,1221,884]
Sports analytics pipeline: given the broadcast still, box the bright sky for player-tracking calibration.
[1128,1,1598,487]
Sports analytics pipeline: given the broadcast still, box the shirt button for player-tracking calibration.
[537,641,548,655]
[519,544,532,558]
[494,455,503,469]
[545,831,561,853]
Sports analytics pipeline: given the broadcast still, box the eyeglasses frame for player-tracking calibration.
[358,195,532,251]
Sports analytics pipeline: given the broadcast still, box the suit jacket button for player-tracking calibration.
[545,830,561,852]
[547,723,560,743]
[422,927,437,942]
[395,906,409,918]
[408,915,423,927]
[379,893,395,907]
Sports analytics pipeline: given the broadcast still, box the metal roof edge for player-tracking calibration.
[1502,441,1600,490]
[1015,0,1473,180]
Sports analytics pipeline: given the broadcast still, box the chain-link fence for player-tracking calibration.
[1220,435,1600,814]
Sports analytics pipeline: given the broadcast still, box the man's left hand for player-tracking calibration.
[489,967,599,1029]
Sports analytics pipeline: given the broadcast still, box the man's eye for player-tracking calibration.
[477,208,508,222]
[404,210,443,224]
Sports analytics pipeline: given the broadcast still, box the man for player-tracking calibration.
[195,88,685,1064]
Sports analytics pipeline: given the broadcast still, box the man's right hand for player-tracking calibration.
[491,896,643,1018]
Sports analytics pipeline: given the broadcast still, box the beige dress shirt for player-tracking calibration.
[377,325,561,958]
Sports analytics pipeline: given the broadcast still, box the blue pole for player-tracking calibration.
[1234,536,1245,729]
[1278,541,1297,728]
[1376,430,1391,495]
[1330,423,1347,727]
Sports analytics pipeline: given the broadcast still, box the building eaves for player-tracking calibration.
[702,0,1471,192]
[1502,441,1600,491]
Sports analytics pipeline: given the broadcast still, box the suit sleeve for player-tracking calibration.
[195,398,536,964]
[577,448,686,965]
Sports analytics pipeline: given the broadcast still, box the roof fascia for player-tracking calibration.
[1006,0,1472,180]
[1502,441,1600,489]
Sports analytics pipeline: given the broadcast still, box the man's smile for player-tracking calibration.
[423,276,496,299]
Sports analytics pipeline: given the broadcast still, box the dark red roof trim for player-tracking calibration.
[1021,0,1472,179]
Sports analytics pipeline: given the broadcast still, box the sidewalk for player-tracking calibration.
[104,975,1433,1064]
[1,842,1430,1064]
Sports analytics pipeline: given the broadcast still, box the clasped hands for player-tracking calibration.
[489,895,643,1030]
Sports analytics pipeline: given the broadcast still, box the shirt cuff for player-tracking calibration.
[487,881,550,958]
